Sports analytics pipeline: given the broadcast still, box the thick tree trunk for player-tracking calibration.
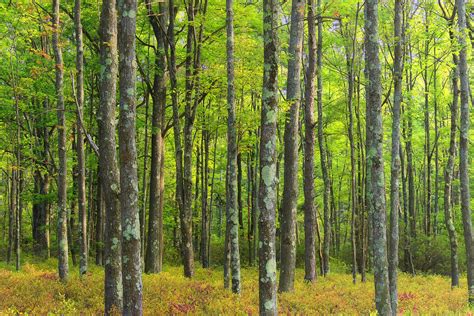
[145,1,167,274]
[456,0,474,304]
[117,0,143,313]
[52,0,69,283]
[225,0,241,293]
[303,0,317,283]
[259,0,279,313]
[98,0,123,312]
[364,0,392,314]
[279,0,304,293]
[74,0,88,276]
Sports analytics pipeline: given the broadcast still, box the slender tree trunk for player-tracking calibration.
[389,0,403,313]
[181,0,196,278]
[316,0,330,276]
[98,0,123,312]
[168,0,187,279]
[259,0,279,312]
[74,0,88,276]
[433,45,439,237]
[456,0,474,304]
[52,0,69,283]
[95,174,104,266]
[303,0,317,283]
[423,13,431,236]
[8,169,16,265]
[444,62,460,287]
[117,0,143,313]
[279,0,304,293]
[201,129,210,268]
[364,0,391,314]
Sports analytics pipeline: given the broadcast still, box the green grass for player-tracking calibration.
[0,259,469,315]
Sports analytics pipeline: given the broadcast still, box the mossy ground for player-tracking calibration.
[0,260,469,315]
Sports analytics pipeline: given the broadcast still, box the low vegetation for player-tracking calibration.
[0,261,467,315]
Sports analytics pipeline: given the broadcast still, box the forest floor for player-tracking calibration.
[0,260,469,315]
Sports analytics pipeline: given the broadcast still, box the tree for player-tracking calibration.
[303,0,317,283]
[52,0,69,283]
[259,0,279,313]
[74,0,87,277]
[388,0,403,312]
[364,0,391,313]
[117,0,143,313]
[145,0,167,275]
[98,0,123,312]
[279,0,305,293]
[456,0,474,304]
[316,0,331,276]
[225,0,241,294]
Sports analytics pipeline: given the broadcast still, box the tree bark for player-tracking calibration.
[52,0,69,283]
[444,62,460,287]
[364,0,391,314]
[279,0,304,293]
[259,0,279,313]
[117,0,143,313]
[145,1,167,274]
[225,0,241,294]
[456,0,474,304]
[314,0,330,276]
[389,0,403,313]
[74,0,87,277]
[98,0,123,312]
[303,0,317,283]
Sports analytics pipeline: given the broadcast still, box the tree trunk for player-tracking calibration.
[303,0,317,283]
[117,0,143,313]
[145,1,167,274]
[341,3,360,285]
[388,0,403,313]
[444,62,460,287]
[181,0,196,278]
[423,13,431,236]
[316,0,330,276]
[364,0,391,314]
[456,0,474,304]
[52,0,69,283]
[201,128,210,268]
[74,0,88,276]
[8,169,16,265]
[98,0,123,312]
[259,0,279,313]
[279,0,304,293]
[167,0,186,277]
[225,0,241,293]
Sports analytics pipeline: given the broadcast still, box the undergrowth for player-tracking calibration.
[0,260,469,315]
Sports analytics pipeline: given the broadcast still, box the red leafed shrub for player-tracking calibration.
[168,302,196,314]
[399,292,416,301]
